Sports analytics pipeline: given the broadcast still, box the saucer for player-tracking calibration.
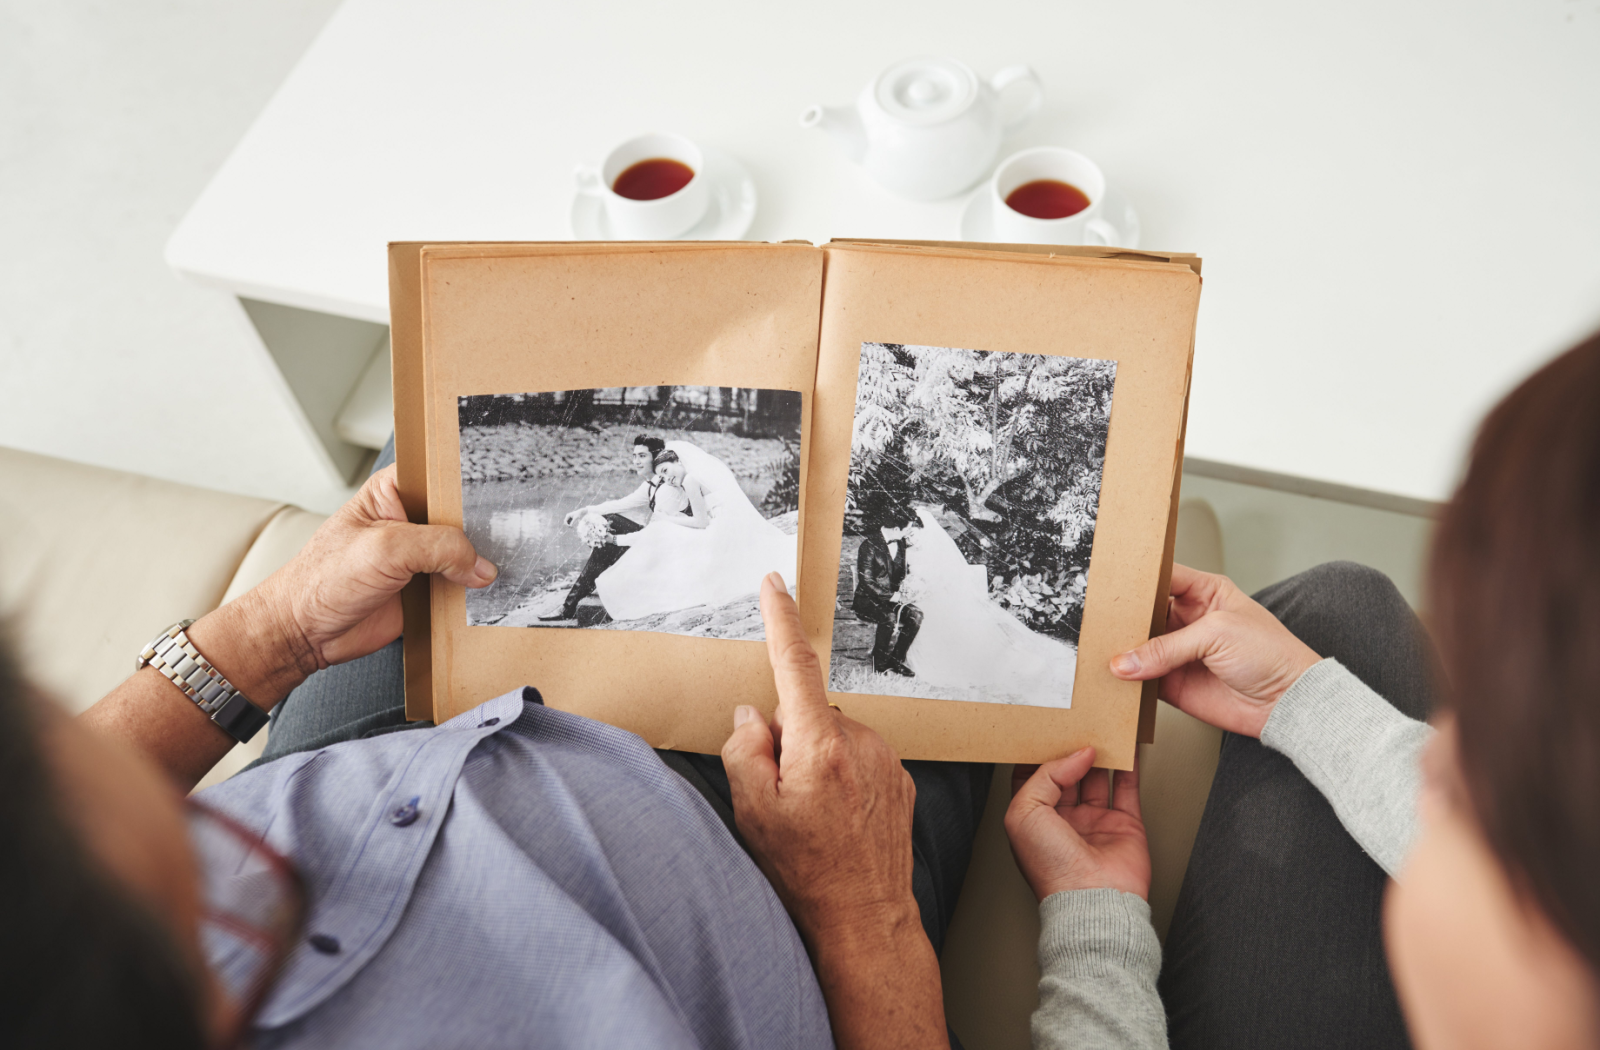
[570,145,757,240]
[959,184,1141,249]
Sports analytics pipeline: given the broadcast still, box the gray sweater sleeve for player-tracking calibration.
[1031,889,1166,1050]
[1030,658,1431,1049]
[1259,657,1432,877]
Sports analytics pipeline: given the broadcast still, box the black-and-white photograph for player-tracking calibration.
[829,343,1117,709]
[459,386,802,640]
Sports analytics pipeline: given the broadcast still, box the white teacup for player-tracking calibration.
[989,147,1119,246]
[574,133,709,240]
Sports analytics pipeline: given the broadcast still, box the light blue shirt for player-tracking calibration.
[200,688,834,1049]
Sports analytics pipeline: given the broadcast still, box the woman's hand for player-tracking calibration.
[204,465,496,704]
[1005,749,1150,902]
[1110,563,1321,738]
[722,574,946,1050]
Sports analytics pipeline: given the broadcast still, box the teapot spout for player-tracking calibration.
[799,103,866,163]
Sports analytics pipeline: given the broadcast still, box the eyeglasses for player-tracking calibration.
[185,798,305,1047]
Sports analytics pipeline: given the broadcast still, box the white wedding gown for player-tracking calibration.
[902,506,1078,708]
[594,441,798,620]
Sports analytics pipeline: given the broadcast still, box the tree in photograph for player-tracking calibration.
[759,441,802,515]
[848,343,1116,639]
[560,388,595,427]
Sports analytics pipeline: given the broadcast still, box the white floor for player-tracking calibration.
[0,0,353,512]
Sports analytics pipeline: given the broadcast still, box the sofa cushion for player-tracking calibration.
[221,506,328,604]
[195,506,328,790]
[0,447,286,713]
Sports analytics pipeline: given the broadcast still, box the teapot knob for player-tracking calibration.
[874,57,976,124]
[906,77,939,105]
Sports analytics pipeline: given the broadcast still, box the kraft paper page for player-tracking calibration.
[395,241,1198,767]
[417,244,823,754]
[799,243,1198,769]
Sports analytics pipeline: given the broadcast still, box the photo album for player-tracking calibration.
[389,239,1200,767]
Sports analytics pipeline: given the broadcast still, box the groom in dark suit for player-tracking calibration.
[851,503,923,677]
[541,434,666,622]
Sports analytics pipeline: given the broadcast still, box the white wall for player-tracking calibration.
[0,0,351,511]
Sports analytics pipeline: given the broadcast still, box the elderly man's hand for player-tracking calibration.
[87,465,497,789]
[722,576,917,942]
[722,574,946,1050]
[212,465,496,704]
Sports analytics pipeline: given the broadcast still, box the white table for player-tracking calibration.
[168,0,1600,503]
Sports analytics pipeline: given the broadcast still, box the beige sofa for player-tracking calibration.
[0,444,1225,1050]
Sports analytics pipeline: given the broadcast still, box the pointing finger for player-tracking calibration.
[759,573,835,741]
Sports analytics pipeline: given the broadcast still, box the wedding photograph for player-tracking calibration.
[458,385,802,640]
[828,342,1118,709]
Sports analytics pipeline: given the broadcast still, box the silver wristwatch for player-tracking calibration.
[135,620,270,743]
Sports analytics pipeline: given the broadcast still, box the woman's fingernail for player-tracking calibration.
[475,556,497,582]
[1111,652,1140,675]
[764,571,785,592]
[734,705,756,728]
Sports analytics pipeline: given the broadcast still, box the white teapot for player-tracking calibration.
[800,57,1043,201]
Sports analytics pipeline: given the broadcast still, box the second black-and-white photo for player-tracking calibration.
[829,342,1117,709]
[459,386,802,640]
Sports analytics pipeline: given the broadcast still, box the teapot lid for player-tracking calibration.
[872,57,977,126]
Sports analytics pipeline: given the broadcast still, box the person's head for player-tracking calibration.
[877,503,917,541]
[652,449,686,485]
[0,641,211,1048]
[1387,330,1600,1048]
[632,435,666,475]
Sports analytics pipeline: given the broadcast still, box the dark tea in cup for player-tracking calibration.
[1004,179,1091,219]
[612,158,696,201]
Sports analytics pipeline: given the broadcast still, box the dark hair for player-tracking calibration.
[633,435,666,458]
[883,503,917,530]
[652,449,680,469]
[1430,329,1600,976]
[0,638,206,1049]
[863,500,917,531]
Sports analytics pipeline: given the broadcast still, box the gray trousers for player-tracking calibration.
[1161,561,1434,1049]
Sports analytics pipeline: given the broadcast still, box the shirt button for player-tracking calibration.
[389,796,421,827]
[479,717,500,727]
[309,934,341,955]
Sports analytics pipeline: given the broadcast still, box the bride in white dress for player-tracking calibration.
[594,441,798,621]
[900,506,1078,708]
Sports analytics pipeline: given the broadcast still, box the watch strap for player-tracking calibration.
[136,621,270,744]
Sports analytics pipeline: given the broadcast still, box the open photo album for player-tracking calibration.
[390,239,1201,766]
